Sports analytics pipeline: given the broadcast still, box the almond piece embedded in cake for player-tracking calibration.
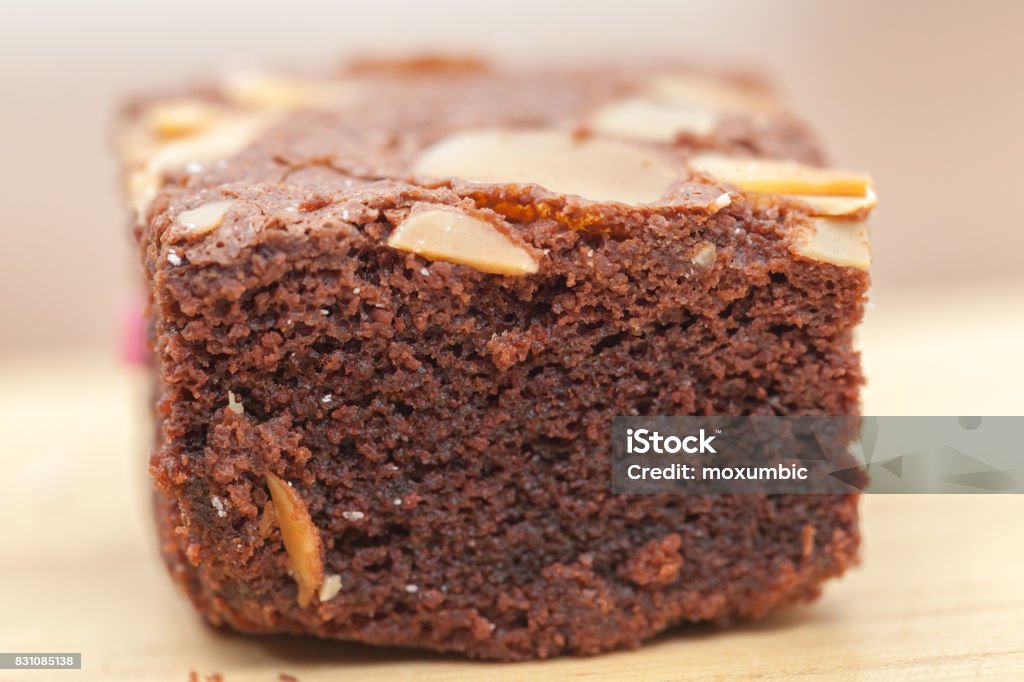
[319,574,343,602]
[265,472,324,607]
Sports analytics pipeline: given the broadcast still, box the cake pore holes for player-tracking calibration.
[579,230,607,251]
[338,438,357,458]
[576,319,605,334]
[354,251,383,286]
[311,339,339,355]
[386,523,411,541]
[346,535,396,573]
[414,129,678,206]
[507,612,530,631]
[265,472,325,608]
[593,331,627,354]
[420,353,441,372]
[768,323,797,336]
[717,300,741,320]
[527,301,553,326]
[290,320,314,337]
[526,364,550,379]
[628,341,651,359]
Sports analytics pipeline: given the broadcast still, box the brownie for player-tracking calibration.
[118,57,873,660]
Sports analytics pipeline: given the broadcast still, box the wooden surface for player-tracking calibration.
[1,286,1023,681]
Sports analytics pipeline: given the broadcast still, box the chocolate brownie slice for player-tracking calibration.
[119,57,872,660]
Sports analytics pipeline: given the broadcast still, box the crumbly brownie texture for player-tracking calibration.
[122,57,872,660]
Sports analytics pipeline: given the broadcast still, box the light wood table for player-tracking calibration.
[2,287,1023,680]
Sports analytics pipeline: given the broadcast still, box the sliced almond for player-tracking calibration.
[223,71,321,108]
[588,74,777,145]
[223,71,358,109]
[265,472,324,608]
[145,100,221,138]
[650,74,778,115]
[413,129,678,205]
[226,389,244,415]
[178,199,236,236]
[689,152,872,197]
[690,241,717,268]
[782,188,878,217]
[792,218,870,271]
[128,113,275,216]
[388,206,538,276]
[589,97,717,142]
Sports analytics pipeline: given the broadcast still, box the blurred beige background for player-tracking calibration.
[1,0,1022,354]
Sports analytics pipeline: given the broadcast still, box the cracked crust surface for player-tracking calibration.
[124,57,867,660]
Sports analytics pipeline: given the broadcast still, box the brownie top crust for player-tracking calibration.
[119,56,874,278]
